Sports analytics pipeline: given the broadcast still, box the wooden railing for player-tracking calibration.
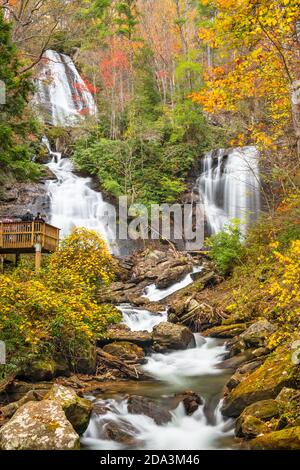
[0,221,60,252]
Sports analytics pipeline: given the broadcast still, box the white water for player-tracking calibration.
[82,399,233,450]
[143,266,203,302]
[142,335,226,385]
[83,295,233,450]
[119,305,168,332]
[43,137,117,251]
[198,146,261,234]
[33,50,97,126]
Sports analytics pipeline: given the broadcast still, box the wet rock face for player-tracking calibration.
[103,420,137,446]
[127,395,172,425]
[0,179,50,219]
[171,391,203,416]
[152,322,196,352]
[0,400,80,450]
[45,384,92,435]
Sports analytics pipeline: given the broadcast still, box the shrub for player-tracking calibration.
[206,221,244,275]
[0,229,121,370]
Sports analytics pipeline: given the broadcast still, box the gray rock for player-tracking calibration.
[152,322,195,352]
[240,320,276,348]
[44,384,92,435]
[0,400,80,450]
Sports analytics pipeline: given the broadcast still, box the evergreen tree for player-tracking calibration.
[0,10,38,178]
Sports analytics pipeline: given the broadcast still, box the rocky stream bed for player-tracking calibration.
[0,249,300,450]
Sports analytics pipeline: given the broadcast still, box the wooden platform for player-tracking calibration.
[0,221,60,255]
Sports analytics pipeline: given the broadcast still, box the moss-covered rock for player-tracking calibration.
[235,400,284,438]
[17,357,57,382]
[236,415,270,439]
[250,426,300,450]
[45,384,92,435]
[222,344,300,417]
[240,320,276,348]
[0,400,80,450]
[203,323,247,338]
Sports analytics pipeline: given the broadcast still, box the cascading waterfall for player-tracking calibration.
[197,146,261,234]
[43,136,118,252]
[33,50,97,126]
[82,302,234,450]
[34,51,118,251]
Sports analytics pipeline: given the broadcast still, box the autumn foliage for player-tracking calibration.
[191,0,300,149]
[0,229,121,369]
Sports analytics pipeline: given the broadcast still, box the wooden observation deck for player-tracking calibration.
[0,221,60,272]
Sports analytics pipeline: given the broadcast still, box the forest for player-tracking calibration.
[0,0,300,455]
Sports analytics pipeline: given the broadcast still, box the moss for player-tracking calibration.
[250,426,300,450]
[203,323,247,338]
[222,344,300,417]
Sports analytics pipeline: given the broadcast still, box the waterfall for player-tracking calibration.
[197,146,261,234]
[43,137,118,253]
[33,50,97,126]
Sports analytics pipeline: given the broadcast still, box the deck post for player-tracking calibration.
[35,242,42,273]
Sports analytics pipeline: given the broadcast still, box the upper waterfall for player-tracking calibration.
[33,50,97,126]
[197,146,261,235]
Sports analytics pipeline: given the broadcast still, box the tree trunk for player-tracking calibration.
[291,80,300,156]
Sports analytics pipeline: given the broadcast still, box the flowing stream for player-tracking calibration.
[82,303,234,450]
[32,50,263,450]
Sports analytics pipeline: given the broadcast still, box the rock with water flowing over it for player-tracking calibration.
[171,391,203,416]
[103,421,138,446]
[0,400,80,450]
[44,384,92,435]
[152,322,195,352]
[127,396,172,425]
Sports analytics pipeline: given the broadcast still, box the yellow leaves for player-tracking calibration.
[193,0,297,148]
[0,229,121,360]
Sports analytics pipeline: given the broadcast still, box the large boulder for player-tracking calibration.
[222,344,300,417]
[250,426,300,450]
[152,322,195,352]
[99,324,152,350]
[103,342,145,365]
[127,396,172,425]
[0,400,80,450]
[17,357,57,382]
[45,384,92,435]
[155,265,191,289]
[240,320,276,348]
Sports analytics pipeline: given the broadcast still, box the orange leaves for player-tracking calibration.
[192,0,298,148]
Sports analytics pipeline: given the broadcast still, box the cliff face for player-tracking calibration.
[0,171,50,219]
